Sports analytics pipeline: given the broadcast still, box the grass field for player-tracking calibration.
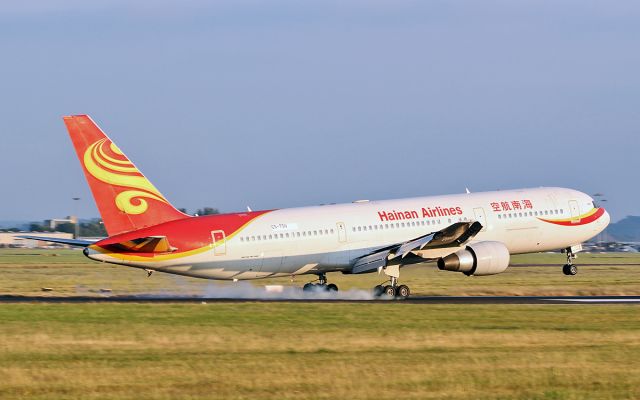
[0,250,639,399]
[1,249,639,297]
[0,303,639,399]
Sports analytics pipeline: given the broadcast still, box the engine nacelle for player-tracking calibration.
[437,241,510,276]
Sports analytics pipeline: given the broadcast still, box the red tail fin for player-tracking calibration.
[64,115,189,236]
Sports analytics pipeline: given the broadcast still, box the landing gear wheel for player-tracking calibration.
[383,285,396,297]
[396,285,410,299]
[303,283,315,292]
[326,283,338,292]
[373,285,384,297]
[563,264,578,276]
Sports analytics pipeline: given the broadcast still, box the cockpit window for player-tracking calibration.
[592,200,599,208]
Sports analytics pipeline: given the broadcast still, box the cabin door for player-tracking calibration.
[211,230,226,255]
[336,222,347,243]
[569,200,580,223]
[473,207,487,231]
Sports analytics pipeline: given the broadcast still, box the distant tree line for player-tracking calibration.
[1,207,220,235]
[179,207,219,216]
[27,219,108,237]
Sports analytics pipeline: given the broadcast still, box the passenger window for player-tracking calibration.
[330,229,334,234]
[358,226,362,232]
[396,223,400,228]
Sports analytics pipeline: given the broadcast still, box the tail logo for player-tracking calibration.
[83,138,169,215]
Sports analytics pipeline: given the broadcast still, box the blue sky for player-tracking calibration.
[1,1,638,222]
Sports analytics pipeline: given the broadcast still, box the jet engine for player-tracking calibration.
[437,241,510,276]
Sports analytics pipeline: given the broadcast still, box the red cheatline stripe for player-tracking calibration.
[538,208,605,226]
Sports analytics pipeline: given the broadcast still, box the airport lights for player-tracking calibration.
[72,197,80,239]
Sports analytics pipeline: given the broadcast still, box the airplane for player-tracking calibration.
[23,115,611,299]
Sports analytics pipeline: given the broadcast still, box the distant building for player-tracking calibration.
[0,232,74,248]
[45,216,77,230]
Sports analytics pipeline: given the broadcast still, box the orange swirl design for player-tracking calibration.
[83,138,168,215]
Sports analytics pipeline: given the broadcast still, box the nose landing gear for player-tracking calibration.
[562,247,578,276]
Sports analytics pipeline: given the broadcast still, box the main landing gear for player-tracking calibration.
[373,278,411,300]
[302,273,338,293]
[562,247,578,276]
[373,265,411,300]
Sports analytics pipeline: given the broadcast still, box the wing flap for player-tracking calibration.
[352,249,392,274]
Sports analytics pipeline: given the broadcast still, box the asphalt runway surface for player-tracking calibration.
[1,295,639,304]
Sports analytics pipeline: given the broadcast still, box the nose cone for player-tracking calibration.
[593,208,611,238]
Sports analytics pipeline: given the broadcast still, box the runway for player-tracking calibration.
[1,295,639,304]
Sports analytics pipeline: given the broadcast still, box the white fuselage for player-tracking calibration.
[89,187,610,280]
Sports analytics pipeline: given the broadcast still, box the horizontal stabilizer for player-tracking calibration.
[17,236,95,247]
[101,236,176,253]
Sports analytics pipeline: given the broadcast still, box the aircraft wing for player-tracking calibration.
[351,221,482,274]
[17,235,95,247]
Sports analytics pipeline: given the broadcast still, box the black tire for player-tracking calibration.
[303,283,314,292]
[326,283,338,292]
[373,285,384,297]
[384,285,396,297]
[397,285,410,299]
[568,265,578,275]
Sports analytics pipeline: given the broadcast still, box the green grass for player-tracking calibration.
[1,249,639,297]
[0,303,639,399]
[0,250,639,399]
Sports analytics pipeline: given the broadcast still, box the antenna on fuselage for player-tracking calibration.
[465,188,471,194]
[247,206,253,212]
